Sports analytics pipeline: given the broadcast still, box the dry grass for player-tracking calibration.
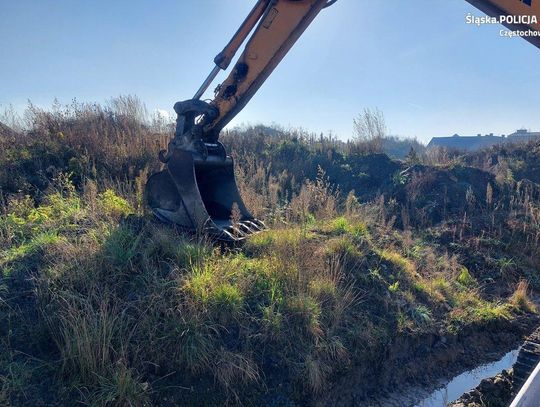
[510,280,537,314]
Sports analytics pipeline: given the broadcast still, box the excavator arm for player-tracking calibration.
[204,0,334,139]
[170,0,335,148]
[146,0,336,241]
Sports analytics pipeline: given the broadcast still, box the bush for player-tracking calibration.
[98,189,133,218]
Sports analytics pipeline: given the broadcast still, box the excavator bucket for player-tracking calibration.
[146,148,265,241]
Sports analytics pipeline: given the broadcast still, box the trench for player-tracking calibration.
[316,316,540,407]
[359,346,521,407]
[414,346,519,406]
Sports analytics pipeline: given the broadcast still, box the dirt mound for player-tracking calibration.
[390,164,499,227]
[465,140,540,185]
[347,153,401,200]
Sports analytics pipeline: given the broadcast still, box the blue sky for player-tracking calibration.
[1,0,539,143]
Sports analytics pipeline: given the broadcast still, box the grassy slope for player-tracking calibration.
[1,100,540,405]
[1,181,536,406]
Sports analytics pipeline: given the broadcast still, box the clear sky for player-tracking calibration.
[1,0,539,143]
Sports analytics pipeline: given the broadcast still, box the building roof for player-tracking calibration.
[508,129,540,138]
[427,134,503,151]
[428,130,540,151]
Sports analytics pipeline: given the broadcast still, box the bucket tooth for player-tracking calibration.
[238,222,255,234]
[243,220,265,231]
[226,226,246,239]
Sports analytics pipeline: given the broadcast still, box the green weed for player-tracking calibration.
[379,249,417,278]
[98,189,134,218]
[103,225,142,268]
[457,267,476,287]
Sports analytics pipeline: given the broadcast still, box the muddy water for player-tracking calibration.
[414,347,519,407]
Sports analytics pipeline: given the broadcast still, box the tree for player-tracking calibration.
[352,107,386,154]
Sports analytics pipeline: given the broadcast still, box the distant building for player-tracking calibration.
[507,129,540,142]
[427,130,540,151]
[427,133,503,151]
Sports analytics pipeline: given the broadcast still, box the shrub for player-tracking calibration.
[261,304,283,339]
[303,354,331,393]
[1,231,61,269]
[2,180,81,246]
[247,228,306,249]
[213,351,260,392]
[388,281,399,293]
[98,189,133,218]
[321,217,368,241]
[212,283,244,316]
[46,297,126,386]
[325,236,361,258]
[329,217,349,235]
[350,221,369,239]
[175,314,217,374]
[409,305,433,327]
[309,278,337,303]
[91,363,150,407]
[103,225,142,268]
[183,263,214,305]
[479,303,513,321]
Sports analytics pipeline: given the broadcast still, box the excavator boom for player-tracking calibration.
[206,0,330,138]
